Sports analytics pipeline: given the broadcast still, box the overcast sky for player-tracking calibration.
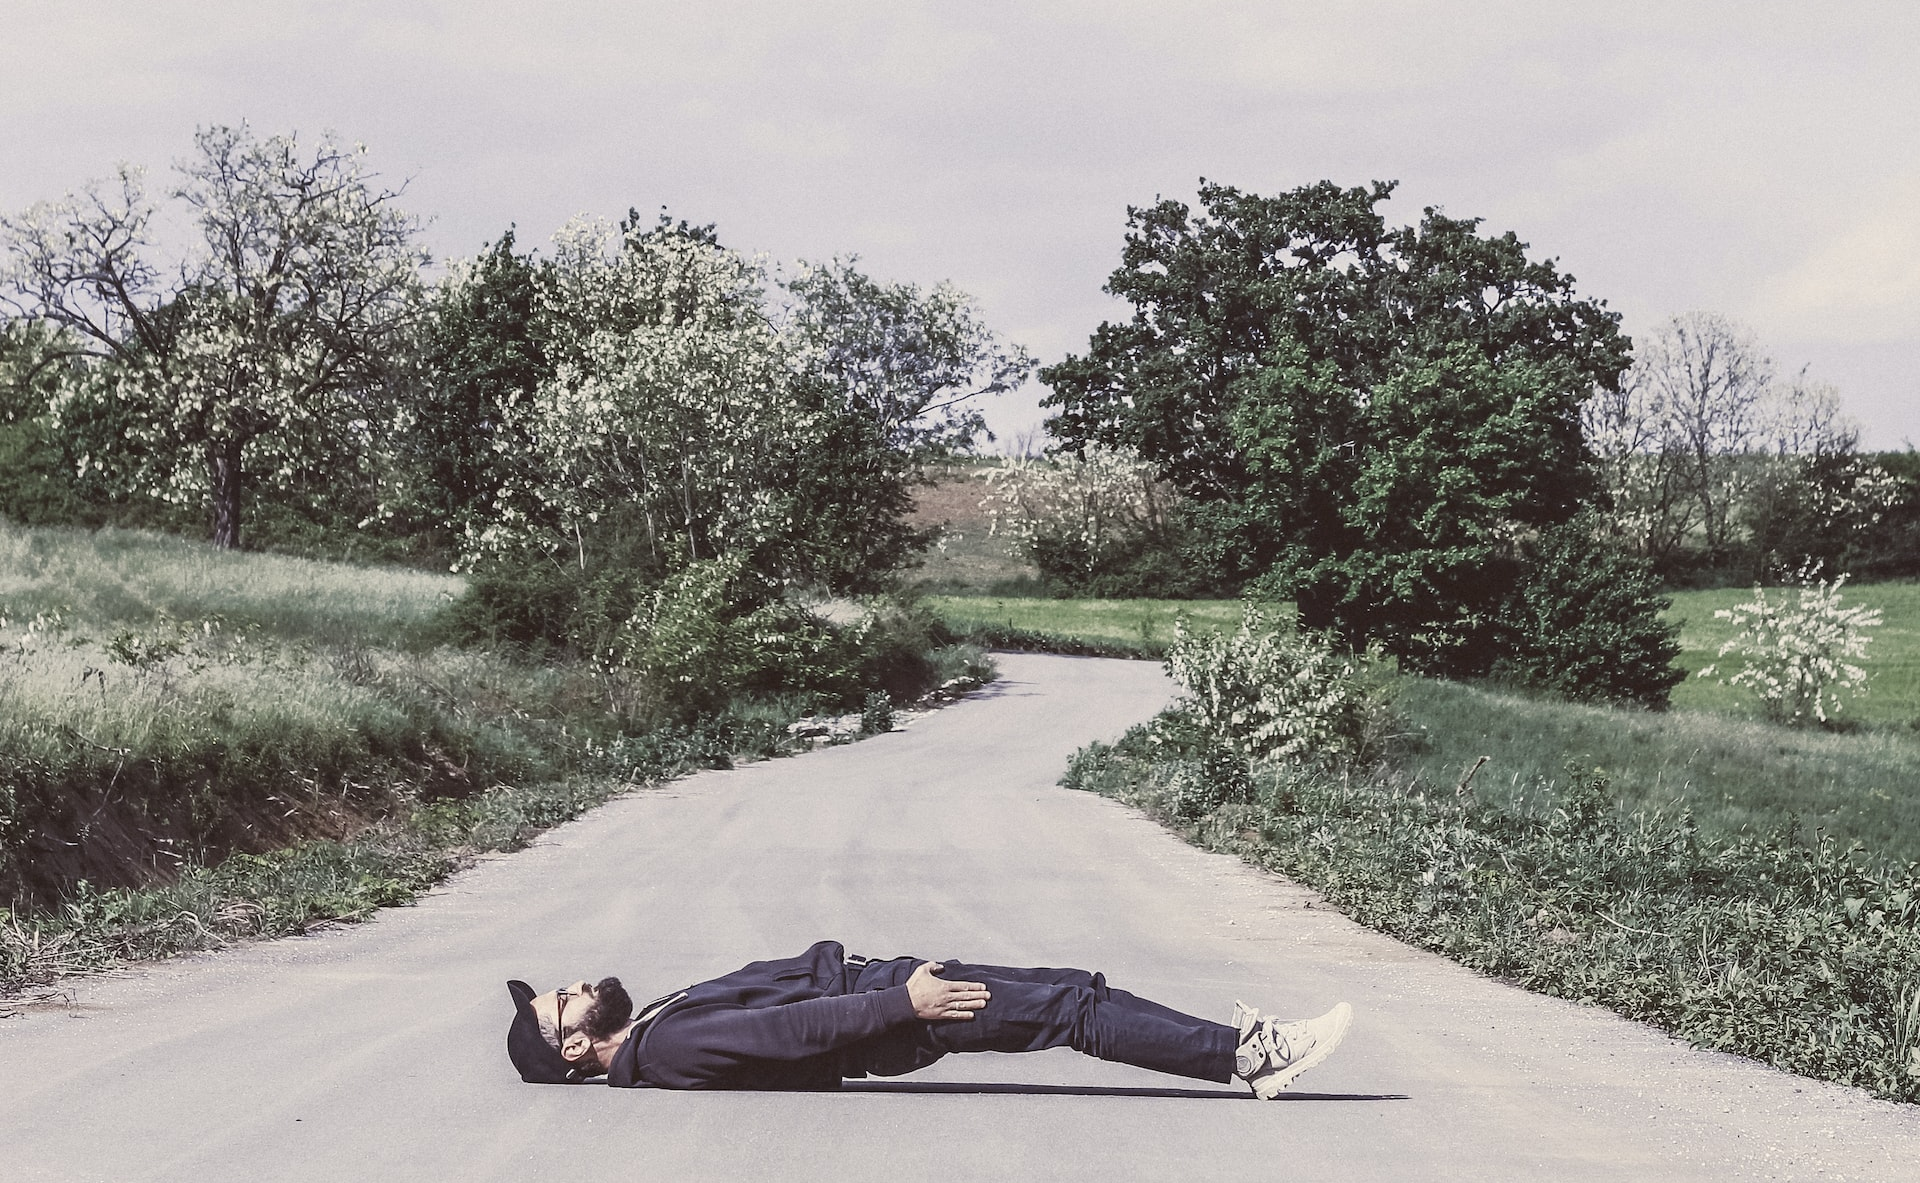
[5,2,1917,446]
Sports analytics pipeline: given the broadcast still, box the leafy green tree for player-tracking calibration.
[781,257,1033,590]
[387,229,550,551]
[1042,180,1631,672]
[0,125,425,548]
[783,257,1032,462]
[0,320,89,523]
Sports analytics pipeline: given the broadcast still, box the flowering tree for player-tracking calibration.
[463,218,1020,596]
[0,125,425,548]
[1702,568,1882,725]
[979,443,1174,566]
[467,217,813,582]
[1583,312,1858,568]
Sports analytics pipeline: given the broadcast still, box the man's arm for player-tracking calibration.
[639,962,991,1088]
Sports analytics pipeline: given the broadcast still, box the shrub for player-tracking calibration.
[1160,742,1255,820]
[616,557,840,715]
[1703,567,1883,725]
[981,446,1231,599]
[438,550,650,656]
[845,599,952,704]
[1493,515,1685,708]
[612,560,962,718]
[1023,519,1235,599]
[925,641,995,689]
[1162,604,1395,769]
[860,690,895,734]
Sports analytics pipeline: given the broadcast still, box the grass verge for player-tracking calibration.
[3,707,792,991]
[1065,720,1920,1103]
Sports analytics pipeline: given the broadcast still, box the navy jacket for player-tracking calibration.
[605,941,916,1090]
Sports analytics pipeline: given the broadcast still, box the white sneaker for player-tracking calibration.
[1233,1001,1352,1099]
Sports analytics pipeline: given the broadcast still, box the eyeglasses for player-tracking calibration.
[552,986,581,1049]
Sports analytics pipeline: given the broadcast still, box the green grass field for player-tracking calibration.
[926,595,1248,651]
[1395,676,1920,861]
[0,523,461,646]
[1665,582,1920,726]
[929,582,1920,723]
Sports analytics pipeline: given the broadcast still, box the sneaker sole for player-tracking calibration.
[1251,1002,1352,1099]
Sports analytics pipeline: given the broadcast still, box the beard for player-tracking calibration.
[577,976,635,1039]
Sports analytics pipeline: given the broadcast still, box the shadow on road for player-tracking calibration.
[841,1081,1409,1101]
[956,677,1034,701]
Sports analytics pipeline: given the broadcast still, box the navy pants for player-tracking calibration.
[843,957,1236,1083]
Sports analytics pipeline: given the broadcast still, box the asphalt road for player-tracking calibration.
[5,653,1920,1181]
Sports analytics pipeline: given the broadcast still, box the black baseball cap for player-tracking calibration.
[506,980,586,1084]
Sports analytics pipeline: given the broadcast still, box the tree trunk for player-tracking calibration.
[210,438,243,550]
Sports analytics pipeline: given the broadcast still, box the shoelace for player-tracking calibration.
[1266,1022,1314,1067]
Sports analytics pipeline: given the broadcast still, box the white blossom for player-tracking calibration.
[1163,605,1373,765]
[978,444,1175,575]
[1705,565,1881,725]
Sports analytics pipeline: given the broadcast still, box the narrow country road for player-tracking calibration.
[4,653,1918,1181]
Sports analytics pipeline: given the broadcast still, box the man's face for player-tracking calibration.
[530,977,635,1050]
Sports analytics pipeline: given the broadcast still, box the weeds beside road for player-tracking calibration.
[1066,725,1920,1103]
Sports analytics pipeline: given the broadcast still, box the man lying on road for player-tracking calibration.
[506,940,1352,1098]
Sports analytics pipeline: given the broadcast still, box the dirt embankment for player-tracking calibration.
[907,463,1036,591]
[6,741,481,910]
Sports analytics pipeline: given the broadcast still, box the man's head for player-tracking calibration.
[505,976,635,1084]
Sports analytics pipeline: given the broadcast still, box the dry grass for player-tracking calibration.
[906,462,1039,592]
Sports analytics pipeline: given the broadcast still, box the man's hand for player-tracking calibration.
[906,961,990,1022]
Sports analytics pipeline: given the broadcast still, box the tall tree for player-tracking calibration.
[1584,311,1858,573]
[0,124,425,548]
[781,256,1033,589]
[783,257,1033,461]
[470,221,1030,597]
[1042,180,1630,671]
[393,229,550,550]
